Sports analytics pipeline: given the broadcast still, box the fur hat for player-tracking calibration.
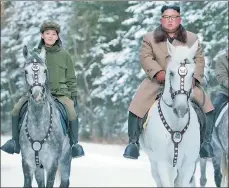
[40,21,60,34]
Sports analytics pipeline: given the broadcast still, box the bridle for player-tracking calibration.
[162,59,192,108]
[159,59,192,167]
[24,59,52,168]
[169,59,192,100]
[25,60,47,94]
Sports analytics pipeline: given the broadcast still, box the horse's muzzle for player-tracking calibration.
[32,88,44,102]
[173,106,189,118]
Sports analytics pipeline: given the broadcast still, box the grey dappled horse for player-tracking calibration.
[20,46,72,187]
[200,103,228,187]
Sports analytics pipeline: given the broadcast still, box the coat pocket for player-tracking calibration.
[57,61,67,82]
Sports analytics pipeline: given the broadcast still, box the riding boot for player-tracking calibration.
[123,112,141,159]
[68,118,85,158]
[199,110,214,158]
[1,116,20,154]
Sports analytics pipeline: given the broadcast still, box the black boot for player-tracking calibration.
[199,111,214,158]
[68,118,85,158]
[123,112,141,159]
[1,116,20,154]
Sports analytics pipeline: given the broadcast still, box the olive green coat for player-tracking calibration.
[34,45,77,98]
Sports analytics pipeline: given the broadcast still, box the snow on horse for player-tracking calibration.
[19,46,72,187]
[139,40,200,187]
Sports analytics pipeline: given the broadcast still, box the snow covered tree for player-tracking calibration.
[1,1,71,133]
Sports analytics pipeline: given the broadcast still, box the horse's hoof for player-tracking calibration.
[123,143,139,159]
[72,144,85,158]
[1,139,19,154]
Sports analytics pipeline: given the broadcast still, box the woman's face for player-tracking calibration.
[41,30,58,47]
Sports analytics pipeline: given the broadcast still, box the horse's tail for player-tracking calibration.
[221,153,228,187]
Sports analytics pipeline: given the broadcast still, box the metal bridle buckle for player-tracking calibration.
[32,141,42,151]
[32,64,39,71]
[178,66,187,76]
[172,131,183,143]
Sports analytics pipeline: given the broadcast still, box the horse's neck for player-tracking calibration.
[27,100,50,124]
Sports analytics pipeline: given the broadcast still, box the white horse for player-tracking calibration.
[140,40,200,187]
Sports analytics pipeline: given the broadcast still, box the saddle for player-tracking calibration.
[18,97,68,135]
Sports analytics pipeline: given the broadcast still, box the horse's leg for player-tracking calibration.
[220,153,228,187]
[35,167,45,188]
[22,159,34,188]
[212,155,222,187]
[199,158,207,187]
[190,174,196,187]
[157,162,177,187]
[46,162,58,187]
[149,160,162,187]
[59,149,72,187]
[177,162,197,187]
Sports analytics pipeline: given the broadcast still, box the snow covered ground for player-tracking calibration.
[1,135,216,187]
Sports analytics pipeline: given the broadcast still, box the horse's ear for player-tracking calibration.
[189,40,199,59]
[23,46,28,58]
[167,39,175,56]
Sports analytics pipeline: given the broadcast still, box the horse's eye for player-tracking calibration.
[25,70,28,74]
[44,70,47,73]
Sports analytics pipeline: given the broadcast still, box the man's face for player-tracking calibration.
[160,9,181,33]
[41,30,58,47]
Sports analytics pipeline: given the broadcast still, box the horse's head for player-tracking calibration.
[165,40,198,118]
[23,46,48,103]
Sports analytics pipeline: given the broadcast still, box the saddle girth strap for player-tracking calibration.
[25,103,53,167]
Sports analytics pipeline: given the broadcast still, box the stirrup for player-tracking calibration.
[1,139,20,154]
[199,142,214,158]
[123,143,139,159]
[72,143,85,158]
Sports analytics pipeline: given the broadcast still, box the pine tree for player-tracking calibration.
[1,1,71,133]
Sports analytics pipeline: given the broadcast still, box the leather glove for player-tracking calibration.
[155,70,166,84]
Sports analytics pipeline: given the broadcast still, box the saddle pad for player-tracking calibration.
[143,100,158,129]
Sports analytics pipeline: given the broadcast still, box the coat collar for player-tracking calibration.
[154,25,187,44]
